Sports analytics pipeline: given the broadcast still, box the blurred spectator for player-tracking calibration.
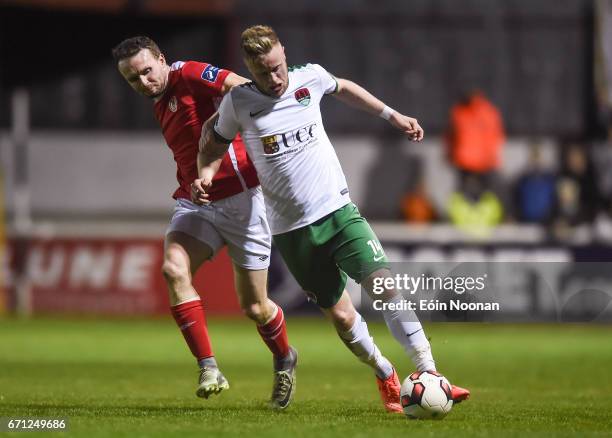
[592,126,612,207]
[555,143,599,225]
[446,90,505,175]
[592,126,612,241]
[552,142,600,240]
[400,177,436,223]
[446,90,508,217]
[514,142,557,224]
[447,173,503,236]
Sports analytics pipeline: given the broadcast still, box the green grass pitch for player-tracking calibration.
[1,317,611,437]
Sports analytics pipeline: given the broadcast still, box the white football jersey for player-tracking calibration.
[214,63,351,234]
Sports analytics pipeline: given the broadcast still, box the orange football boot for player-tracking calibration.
[376,368,403,413]
[450,384,470,403]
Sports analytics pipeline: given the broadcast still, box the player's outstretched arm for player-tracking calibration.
[192,114,230,205]
[332,78,424,141]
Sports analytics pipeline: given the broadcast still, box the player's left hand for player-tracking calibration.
[389,113,424,141]
[191,178,212,206]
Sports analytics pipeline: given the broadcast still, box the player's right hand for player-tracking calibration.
[191,178,212,205]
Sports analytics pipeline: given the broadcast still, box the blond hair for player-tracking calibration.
[241,25,279,60]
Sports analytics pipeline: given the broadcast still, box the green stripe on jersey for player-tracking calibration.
[288,64,308,72]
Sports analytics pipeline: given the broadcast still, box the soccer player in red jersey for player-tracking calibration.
[112,36,296,409]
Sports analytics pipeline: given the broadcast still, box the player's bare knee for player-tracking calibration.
[242,302,267,324]
[363,268,397,301]
[161,259,189,287]
[329,306,355,331]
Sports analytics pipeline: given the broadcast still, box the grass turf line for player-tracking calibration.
[0,317,611,437]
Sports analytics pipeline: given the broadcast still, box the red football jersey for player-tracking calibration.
[153,61,259,202]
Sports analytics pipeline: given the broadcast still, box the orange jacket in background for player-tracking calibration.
[447,93,505,173]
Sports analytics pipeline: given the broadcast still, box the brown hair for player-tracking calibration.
[241,25,279,60]
[112,36,161,62]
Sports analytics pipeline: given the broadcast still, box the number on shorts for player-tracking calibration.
[367,239,384,260]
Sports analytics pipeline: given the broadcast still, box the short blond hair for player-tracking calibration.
[241,25,279,60]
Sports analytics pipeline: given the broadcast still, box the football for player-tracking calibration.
[400,371,454,419]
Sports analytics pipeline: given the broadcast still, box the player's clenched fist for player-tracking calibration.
[191,178,212,205]
[389,113,424,142]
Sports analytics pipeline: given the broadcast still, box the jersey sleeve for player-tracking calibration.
[182,61,231,99]
[214,91,240,143]
[311,63,339,95]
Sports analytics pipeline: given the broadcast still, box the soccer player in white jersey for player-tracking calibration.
[193,25,470,412]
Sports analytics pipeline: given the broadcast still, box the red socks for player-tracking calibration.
[256,305,290,359]
[172,299,290,362]
[171,299,213,361]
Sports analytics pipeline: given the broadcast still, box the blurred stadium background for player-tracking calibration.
[1,0,611,319]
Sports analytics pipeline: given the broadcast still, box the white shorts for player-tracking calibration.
[166,186,271,270]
